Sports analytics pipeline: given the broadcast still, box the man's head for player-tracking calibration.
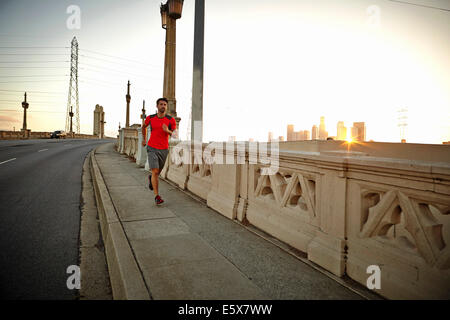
[156,98,168,114]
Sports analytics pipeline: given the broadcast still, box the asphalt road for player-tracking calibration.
[0,138,111,300]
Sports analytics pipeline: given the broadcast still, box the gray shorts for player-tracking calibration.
[147,146,169,171]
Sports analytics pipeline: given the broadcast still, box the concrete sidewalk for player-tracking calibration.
[91,142,379,300]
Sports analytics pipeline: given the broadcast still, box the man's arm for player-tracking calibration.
[142,119,149,146]
[163,118,177,136]
[169,117,178,139]
[162,123,172,135]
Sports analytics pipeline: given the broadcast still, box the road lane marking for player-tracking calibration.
[0,158,16,165]
[38,149,48,152]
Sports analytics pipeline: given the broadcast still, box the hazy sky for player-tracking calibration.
[0,0,449,144]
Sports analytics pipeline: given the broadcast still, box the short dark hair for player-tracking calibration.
[156,97,168,105]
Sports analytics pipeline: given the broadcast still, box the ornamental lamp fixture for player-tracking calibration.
[168,0,184,19]
[160,3,168,29]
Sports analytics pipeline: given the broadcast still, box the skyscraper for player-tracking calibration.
[304,130,310,140]
[353,122,366,141]
[351,127,359,141]
[312,125,318,140]
[287,124,294,141]
[337,121,347,140]
[319,116,328,140]
[268,131,273,142]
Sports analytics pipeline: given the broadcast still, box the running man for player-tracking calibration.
[142,97,177,205]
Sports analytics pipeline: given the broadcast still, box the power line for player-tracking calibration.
[0,61,69,63]
[80,76,124,87]
[0,96,63,102]
[80,64,162,80]
[0,34,65,40]
[79,59,187,78]
[0,75,69,78]
[79,51,188,76]
[79,54,159,72]
[0,66,68,69]
[0,99,65,103]
[0,53,68,56]
[0,109,67,113]
[0,99,64,103]
[0,46,69,49]
[0,80,67,83]
[79,48,158,68]
[0,89,65,94]
[79,79,151,93]
[387,0,450,12]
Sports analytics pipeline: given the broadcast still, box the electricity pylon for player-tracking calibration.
[65,37,80,133]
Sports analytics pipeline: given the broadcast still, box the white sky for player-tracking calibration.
[0,0,449,144]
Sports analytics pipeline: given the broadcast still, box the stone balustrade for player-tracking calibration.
[119,127,139,158]
[118,128,450,299]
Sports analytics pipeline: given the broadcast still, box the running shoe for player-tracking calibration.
[155,195,164,205]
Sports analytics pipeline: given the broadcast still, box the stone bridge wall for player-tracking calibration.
[118,128,450,299]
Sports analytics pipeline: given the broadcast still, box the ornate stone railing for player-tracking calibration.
[118,132,450,299]
[165,140,450,299]
[119,127,139,159]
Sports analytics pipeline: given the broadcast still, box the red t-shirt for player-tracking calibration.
[144,114,176,150]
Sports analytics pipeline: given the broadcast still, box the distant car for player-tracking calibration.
[50,130,67,139]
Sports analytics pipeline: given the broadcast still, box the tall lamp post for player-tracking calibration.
[160,0,184,130]
[21,92,29,138]
[69,106,74,136]
[141,100,146,127]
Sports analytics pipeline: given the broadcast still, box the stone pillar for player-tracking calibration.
[191,0,205,142]
[144,128,151,171]
[136,127,148,167]
[126,80,131,128]
[93,104,103,137]
[119,128,125,154]
[163,15,181,129]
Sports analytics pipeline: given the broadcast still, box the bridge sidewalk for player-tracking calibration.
[90,142,379,300]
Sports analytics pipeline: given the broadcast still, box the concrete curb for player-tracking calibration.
[89,148,150,300]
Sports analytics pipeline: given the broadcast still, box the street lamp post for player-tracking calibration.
[100,119,106,139]
[21,92,29,138]
[21,92,29,131]
[125,80,131,128]
[160,0,184,130]
[69,106,74,135]
[141,100,146,127]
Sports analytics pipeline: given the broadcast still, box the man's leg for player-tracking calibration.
[151,168,160,196]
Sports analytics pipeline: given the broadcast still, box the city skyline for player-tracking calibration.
[0,0,449,144]
[284,117,367,143]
